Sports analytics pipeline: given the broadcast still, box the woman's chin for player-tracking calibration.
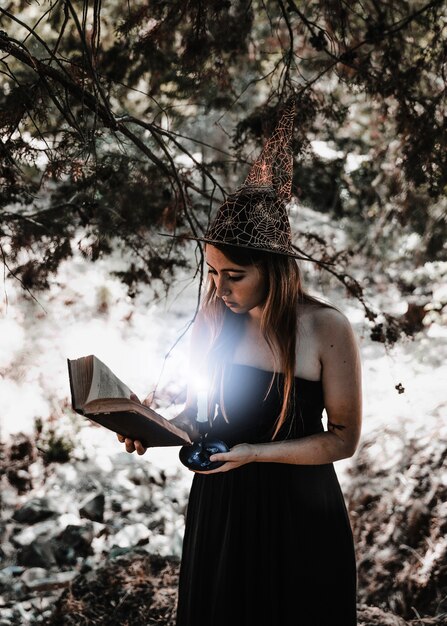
[226,304,245,314]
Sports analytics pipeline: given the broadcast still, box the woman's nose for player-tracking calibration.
[215,277,231,299]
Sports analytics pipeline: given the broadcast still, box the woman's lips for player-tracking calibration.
[224,301,238,308]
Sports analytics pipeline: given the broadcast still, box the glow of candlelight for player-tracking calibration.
[197,389,208,423]
[193,372,208,423]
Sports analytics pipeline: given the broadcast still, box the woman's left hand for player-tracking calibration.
[195,443,255,474]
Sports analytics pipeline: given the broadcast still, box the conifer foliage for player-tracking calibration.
[0,1,445,342]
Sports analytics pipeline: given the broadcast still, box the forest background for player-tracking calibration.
[0,1,446,624]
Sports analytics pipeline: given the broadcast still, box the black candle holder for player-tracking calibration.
[179,422,229,471]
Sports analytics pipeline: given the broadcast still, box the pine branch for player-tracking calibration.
[0,31,171,177]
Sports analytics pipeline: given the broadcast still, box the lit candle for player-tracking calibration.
[197,389,208,423]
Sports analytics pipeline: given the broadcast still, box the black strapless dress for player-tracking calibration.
[175,364,357,626]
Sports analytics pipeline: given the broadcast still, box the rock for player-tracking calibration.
[19,567,48,586]
[0,565,25,596]
[17,539,57,568]
[112,522,151,548]
[108,545,133,559]
[0,565,25,580]
[11,518,58,547]
[53,523,95,566]
[0,436,189,625]
[12,497,57,524]
[79,492,105,522]
[22,570,78,592]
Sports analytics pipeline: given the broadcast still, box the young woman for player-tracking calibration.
[118,98,362,624]
[118,241,362,626]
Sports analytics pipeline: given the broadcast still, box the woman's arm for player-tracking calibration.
[208,307,362,470]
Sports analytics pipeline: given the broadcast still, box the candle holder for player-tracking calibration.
[179,421,229,471]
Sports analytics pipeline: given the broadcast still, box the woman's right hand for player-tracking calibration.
[116,392,149,455]
[116,433,147,455]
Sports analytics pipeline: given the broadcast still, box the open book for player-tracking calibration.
[67,355,191,448]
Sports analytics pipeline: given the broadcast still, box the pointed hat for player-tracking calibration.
[165,98,304,259]
[203,97,297,257]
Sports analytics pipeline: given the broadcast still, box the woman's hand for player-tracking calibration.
[116,433,147,455]
[196,443,255,474]
[115,392,149,455]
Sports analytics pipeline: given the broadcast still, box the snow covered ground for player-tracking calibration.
[1,215,446,493]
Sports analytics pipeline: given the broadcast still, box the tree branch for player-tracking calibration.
[0,31,172,177]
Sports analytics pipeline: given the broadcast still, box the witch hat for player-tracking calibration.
[163,98,304,259]
[204,97,298,256]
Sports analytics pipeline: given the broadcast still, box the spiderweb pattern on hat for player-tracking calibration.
[204,98,299,257]
[242,97,295,200]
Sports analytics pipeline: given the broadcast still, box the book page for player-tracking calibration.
[85,356,135,404]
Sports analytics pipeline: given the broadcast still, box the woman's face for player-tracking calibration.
[205,245,267,316]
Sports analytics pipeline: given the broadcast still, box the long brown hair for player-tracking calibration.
[202,243,328,439]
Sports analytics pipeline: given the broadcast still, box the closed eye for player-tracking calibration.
[208,270,244,282]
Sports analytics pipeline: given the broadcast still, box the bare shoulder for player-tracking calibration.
[313,304,353,334]
[298,302,357,350]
